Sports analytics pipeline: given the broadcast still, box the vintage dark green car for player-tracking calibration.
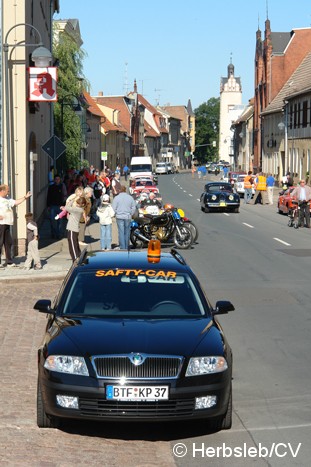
[200,182,240,213]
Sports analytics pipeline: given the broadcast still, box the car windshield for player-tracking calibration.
[207,184,233,193]
[61,271,207,318]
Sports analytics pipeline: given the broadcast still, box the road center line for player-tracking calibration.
[189,194,193,197]
[273,237,291,246]
[243,222,254,228]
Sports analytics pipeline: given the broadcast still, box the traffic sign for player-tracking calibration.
[42,135,66,160]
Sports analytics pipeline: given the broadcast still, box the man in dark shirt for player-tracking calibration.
[47,175,67,239]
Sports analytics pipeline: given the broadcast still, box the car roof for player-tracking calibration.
[205,181,231,187]
[75,249,189,274]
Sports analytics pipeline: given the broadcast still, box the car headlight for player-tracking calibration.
[211,195,217,201]
[186,356,227,376]
[229,195,234,200]
[44,355,89,376]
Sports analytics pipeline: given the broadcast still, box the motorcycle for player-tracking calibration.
[130,205,193,249]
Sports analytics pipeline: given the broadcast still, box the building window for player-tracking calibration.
[302,101,308,128]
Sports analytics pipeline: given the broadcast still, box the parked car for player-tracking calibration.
[34,244,234,430]
[155,162,169,174]
[234,175,255,197]
[200,182,240,213]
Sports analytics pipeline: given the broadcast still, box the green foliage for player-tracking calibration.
[194,98,220,163]
[53,26,89,171]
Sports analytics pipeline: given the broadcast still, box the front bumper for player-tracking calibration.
[39,372,231,422]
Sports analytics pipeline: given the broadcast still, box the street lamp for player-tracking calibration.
[3,23,52,191]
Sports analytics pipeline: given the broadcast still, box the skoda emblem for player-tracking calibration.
[131,353,144,366]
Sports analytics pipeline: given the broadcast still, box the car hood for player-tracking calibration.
[49,317,223,357]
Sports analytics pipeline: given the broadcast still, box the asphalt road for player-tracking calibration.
[1,172,310,466]
[159,172,311,466]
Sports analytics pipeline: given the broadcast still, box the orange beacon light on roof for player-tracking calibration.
[147,239,161,263]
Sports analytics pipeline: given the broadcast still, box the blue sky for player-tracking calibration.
[55,0,311,110]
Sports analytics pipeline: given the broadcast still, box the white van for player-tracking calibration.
[130,156,153,179]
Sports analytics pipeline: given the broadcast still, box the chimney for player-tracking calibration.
[98,91,103,96]
[134,79,137,93]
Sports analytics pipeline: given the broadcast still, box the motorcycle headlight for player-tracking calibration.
[211,195,217,201]
[186,356,227,376]
[229,195,234,200]
[44,355,89,376]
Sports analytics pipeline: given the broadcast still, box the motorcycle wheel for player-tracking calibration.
[130,231,145,249]
[173,226,193,249]
[184,221,199,243]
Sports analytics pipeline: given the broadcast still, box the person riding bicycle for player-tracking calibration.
[290,179,311,228]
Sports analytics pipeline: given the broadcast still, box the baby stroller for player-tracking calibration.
[288,201,300,229]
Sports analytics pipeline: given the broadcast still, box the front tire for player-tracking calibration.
[173,226,193,249]
[184,221,199,242]
[37,380,60,428]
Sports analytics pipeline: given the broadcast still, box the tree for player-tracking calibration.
[53,28,89,171]
[194,98,220,163]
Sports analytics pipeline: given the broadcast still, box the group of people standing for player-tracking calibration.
[243,171,275,205]
[47,164,136,261]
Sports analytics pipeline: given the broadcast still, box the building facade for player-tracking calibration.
[219,60,242,164]
[1,0,59,254]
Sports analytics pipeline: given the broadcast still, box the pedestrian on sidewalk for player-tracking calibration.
[63,196,87,261]
[24,213,42,270]
[244,171,253,204]
[79,186,93,245]
[290,179,311,228]
[123,164,129,181]
[97,194,115,250]
[47,175,67,239]
[0,184,32,269]
[266,173,275,205]
[111,172,122,198]
[250,172,268,205]
[112,185,136,249]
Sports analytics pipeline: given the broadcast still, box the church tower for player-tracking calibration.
[219,58,242,163]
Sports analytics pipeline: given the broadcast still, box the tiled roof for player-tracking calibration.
[83,91,105,117]
[144,121,159,137]
[262,51,311,115]
[93,95,131,133]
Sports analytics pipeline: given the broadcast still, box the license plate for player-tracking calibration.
[220,201,226,206]
[106,385,169,401]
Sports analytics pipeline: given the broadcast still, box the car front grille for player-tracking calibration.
[79,398,195,418]
[92,355,184,380]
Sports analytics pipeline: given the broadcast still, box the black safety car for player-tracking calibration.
[200,182,240,213]
[35,243,234,430]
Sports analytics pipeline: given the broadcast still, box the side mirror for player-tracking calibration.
[213,300,235,315]
[34,299,54,314]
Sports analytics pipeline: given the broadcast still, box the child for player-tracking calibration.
[96,194,115,250]
[55,186,86,221]
[24,213,42,270]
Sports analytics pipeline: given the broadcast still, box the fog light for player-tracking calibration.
[195,395,217,409]
[56,395,79,409]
